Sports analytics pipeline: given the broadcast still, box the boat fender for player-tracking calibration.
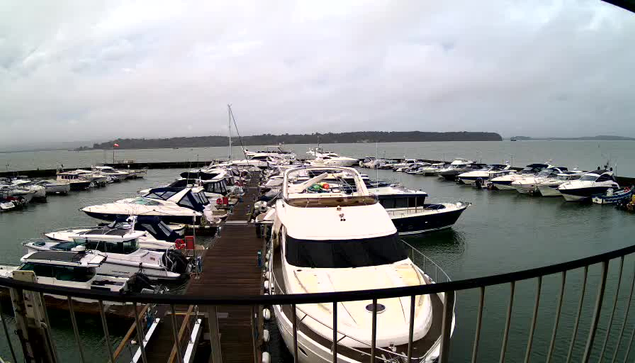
[263,308,271,321]
[175,239,186,250]
[264,280,270,290]
[262,352,271,363]
[263,329,270,343]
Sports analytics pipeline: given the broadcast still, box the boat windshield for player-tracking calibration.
[20,263,96,282]
[130,197,162,206]
[580,174,599,181]
[85,239,139,254]
[285,232,407,268]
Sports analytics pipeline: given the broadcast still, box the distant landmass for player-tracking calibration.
[81,131,503,150]
[510,135,635,141]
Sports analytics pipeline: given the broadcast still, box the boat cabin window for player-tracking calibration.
[596,174,615,182]
[204,181,227,194]
[20,263,54,277]
[580,174,599,182]
[131,198,162,206]
[85,240,138,254]
[169,179,190,188]
[52,266,95,282]
[285,233,407,268]
[379,196,426,209]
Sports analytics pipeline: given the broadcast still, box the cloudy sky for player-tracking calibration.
[1,0,634,149]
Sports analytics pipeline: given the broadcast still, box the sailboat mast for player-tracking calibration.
[228,104,232,161]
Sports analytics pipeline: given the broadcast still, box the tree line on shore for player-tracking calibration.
[82,131,502,150]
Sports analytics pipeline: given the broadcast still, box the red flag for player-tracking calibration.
[113,143,120,147]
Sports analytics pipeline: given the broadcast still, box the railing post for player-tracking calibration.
[567,266,588,363]
[67,297,86,363]
[370,298,377,363]
[582,261,609,363]
[439,290,455,363]
[524,276,542,363]
[251,305,258,363]
[471,287,485,363]
[499,281,516,363]
[547,271,567,363]
[98,300,115,363]
[612,261,635,363]
[133,302,148,363]
[170,304,184,363]
[600,256,624,361]
[332,301,338,362]
[407,294,416,362]
[292,304,298,363]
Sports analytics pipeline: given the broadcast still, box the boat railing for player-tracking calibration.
[1,241,635,362]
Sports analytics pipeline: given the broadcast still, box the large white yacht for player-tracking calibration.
[93,165,131,182]
[245,146,296,161]
[269,166,452,362]
[56,170,93,190]
[558,169,619,202]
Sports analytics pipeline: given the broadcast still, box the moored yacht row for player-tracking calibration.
[366,157,629,204]
[0,165,147,213]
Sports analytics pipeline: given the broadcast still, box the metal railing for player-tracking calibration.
[0,242,635,362]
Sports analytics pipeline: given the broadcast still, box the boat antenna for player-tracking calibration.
[227,104,233,161]
[228,105,248,160]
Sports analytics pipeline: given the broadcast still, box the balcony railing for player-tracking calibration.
[0,242,634,362]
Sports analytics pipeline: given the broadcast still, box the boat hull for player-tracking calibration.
[70,181,92,191]
[559,187,613,202]
[83,210,201,225]
[389,203,469,235]
[537,185,562,197]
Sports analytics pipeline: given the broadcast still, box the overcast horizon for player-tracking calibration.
[2,1,635,150]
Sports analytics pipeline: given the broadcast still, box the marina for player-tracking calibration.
[1,143,635,362]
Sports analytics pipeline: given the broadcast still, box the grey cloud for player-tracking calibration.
[1,0,635,149]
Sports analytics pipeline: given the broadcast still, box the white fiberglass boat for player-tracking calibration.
[82,187,220,225]
[93,165,131,182]
[307,148,358,167]
[457,164,511,185]
[490,163,551,191]
[36,180,71,195]
[536,172,584,197]
[24,231,189,281]
[511,167,569,195]
[0,251,155,302]
[268,166,453,362]
[558,169,619,202]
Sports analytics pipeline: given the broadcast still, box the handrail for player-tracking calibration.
[1,242,634,305]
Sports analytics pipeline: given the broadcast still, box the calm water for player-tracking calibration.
[1,152,635,361]
[3,140,635,176]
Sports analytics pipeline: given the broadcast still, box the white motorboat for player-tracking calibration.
[10,179,47,201]
[392,158,421,171]
[535,172,583,197]
[416,162,446,176]
[0,251,155,303]
[490,163,551,190]
[93,166,131,182]
[370,184,470,235]
[558,169,620,202]
[56,170,94,190]
[245,146,296,161]
[457,164,511,186]
[268,166,453,362]
[24,231,189,281]
[36,180,71,195]
[307,148,358,167]
[511,167,570,195]
[436,159,476,181]
[44,216,184,245]
[0,184,35,204]
[82,187,221,225]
